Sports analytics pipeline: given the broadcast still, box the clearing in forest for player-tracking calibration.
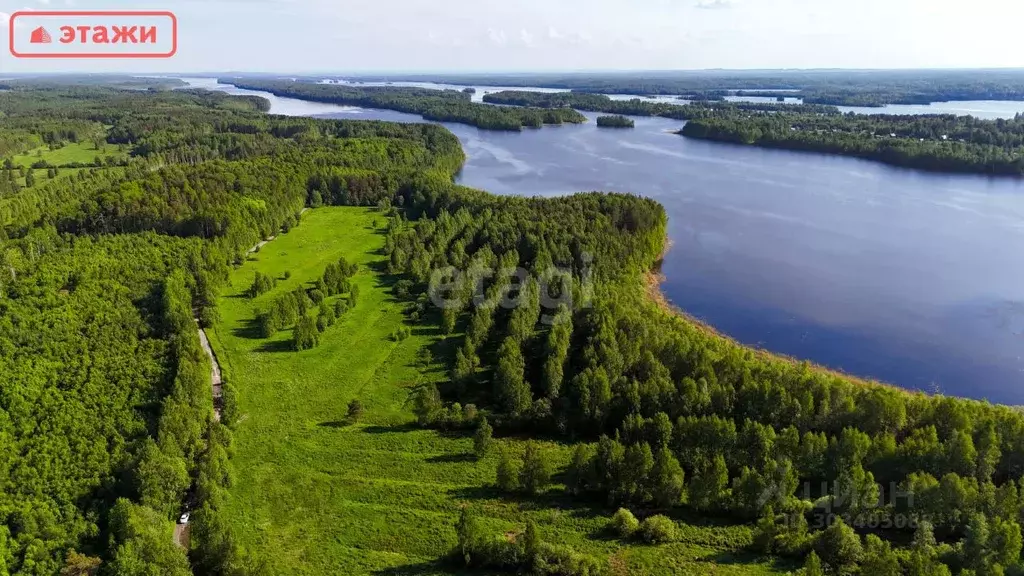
[209,206,784,575]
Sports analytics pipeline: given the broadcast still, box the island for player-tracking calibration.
[596,114,635,128]
[482,89,841,118]
[220,78,586,131]
[349,69,1024,105]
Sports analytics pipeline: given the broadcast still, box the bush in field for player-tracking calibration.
[334,300,350,317]
[639,515,677,544]
[496,449,521,492]
[608,508,640,539]
[247,271,275,298]
[347,399,364,422]
[309,288,325,305]
[318,302,335,328]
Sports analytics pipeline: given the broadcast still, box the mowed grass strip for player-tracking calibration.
[210,206,790,575]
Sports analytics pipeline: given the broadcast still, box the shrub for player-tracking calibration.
[221,383,239,428]
[439,403,465,431]
[394,279,414,299]
[390,326,411,342]
[347,399,364,422]
[309,289,325,304]
[496,450,521,492]
[535,542,603,576]
[317,302,335,328]
[199,305,220,329]
[411,384,443,426]
[334,299,349,317]
[639,515,677,544]
[608,508,640,539]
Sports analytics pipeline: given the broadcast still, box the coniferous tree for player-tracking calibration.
[494,337,531,416]
[473,417,493,459]
[293,315,319,350]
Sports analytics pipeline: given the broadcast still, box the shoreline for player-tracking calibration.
[641,237,911,395]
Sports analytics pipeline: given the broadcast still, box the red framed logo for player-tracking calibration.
[9,11,177,58]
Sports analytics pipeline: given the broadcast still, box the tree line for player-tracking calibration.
[681,112,1024,176]
[384,175,1024,575]
[338,69,1024,104]
[221,79,587,131]
[481,89,841,119]
[0,85,462,575]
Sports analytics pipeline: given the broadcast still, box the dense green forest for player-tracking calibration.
[680,112,1024,175]
[7,76,1024,576]
[0,83,464,575]
[220,78,587,130]
[596,115,635,128]
[338,69,1024,105]
[382,175,1024,575]
[479,89,1024,175]
[0,76,186,91]
[481,89,840,118]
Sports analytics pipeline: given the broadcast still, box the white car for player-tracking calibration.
[178,512,190,524]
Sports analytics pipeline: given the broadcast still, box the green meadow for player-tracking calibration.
[12,140,123,167]
[209,206,787,575]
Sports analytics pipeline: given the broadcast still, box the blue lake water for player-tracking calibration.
[185,78,1024,404]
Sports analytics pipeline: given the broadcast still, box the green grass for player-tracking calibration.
[12,140,123,168]
[210,206,790,575]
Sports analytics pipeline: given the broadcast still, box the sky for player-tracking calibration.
[1,0,1023,73]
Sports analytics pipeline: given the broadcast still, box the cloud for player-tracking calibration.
[519,29,535,47]
[0,11,8,25]
[695,0,734,9]
[486,27,507,45]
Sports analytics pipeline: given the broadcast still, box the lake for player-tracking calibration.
[184,78,1024,404]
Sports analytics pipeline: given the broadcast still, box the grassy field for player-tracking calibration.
[209,206,789,575]
[12,140,123,168]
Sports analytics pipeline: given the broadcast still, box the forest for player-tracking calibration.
[382,174,1024,575]
[680,111,1024,175]
[220,78,587,130]
[481,89,840,118]
[338,69,1024,104]
[0,82,463,575]
[6,76,1024,576]
[596,115,635,128]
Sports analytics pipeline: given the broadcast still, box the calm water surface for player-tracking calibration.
[186,78,1024,403]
